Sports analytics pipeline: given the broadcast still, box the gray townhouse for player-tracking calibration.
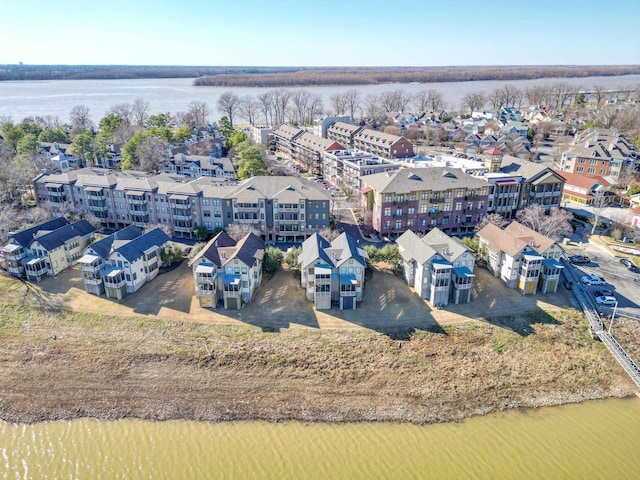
[34,168,331,242]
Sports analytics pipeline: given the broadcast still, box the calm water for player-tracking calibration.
[1,74,639,123]
[1,398,639,479]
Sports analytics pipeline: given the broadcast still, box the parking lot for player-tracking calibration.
[8,258,574,334]
[564,238,640,318]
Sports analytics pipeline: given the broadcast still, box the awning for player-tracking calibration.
[340,274,358,285]
[1,243,21,253]
[169,194,189,201]
[495,179,518,185]
[360,187,373,194]
[125,191,145,197]
[453,266,475,278]
[543,258,564,269]
[22,255,45,266]
[523,253,543,261]
[195,264,215,274]
[104,265,124,278]
[45,183,63,188]
[78,254,100,264]
[315,263,332,274]
[222,274,241,285]
[431,259,453,269]
[84,186,103,192]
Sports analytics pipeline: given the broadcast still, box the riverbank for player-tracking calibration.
[0,302,638,425]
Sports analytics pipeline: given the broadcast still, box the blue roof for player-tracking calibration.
[340,274,357,285]
[432,258,453,267]
[453,266,475,278]
[222,274,241,285]
[90,225,143,259]
[32,220,96,251]
[114,228,170,262]
[11,217,69,248]
[543,258,564,269]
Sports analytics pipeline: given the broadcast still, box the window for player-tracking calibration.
[384,207,391,217]
[419,204,427,214]
[396,208,403,216]
[395,220,402,229]
[455,202,462,211]
[408,207,415,215]
[385,194,393,202]
[587,168,595,174]
[444,203,451,212]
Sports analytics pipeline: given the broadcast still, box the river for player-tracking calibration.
[1,74,639,124]
[2,397,639,479]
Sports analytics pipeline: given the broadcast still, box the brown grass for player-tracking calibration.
[0,303,637,424]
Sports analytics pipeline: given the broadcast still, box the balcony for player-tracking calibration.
[88,203,109,212]
[127,197,146,205]
[173,211,192,221]
[83,273,103,285]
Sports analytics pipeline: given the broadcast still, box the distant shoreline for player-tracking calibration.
[1,65,639,86]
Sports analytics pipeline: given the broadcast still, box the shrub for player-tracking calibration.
[263,246,284,273]
[284,246,302,270]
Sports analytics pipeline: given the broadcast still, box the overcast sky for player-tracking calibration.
[1,0,638,66]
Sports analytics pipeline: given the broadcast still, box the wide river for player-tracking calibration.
[2,397,639,479]
[1,74,639,123]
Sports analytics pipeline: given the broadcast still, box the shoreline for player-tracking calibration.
[0,301,638,427]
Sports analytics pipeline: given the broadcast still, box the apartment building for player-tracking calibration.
[298,232,367,310]
[361,167,489,237]
[322,149,401,195]
[1,217,69,278]
[558,127,637,183]
[291,132,344,176]
[189,231,265,309]
[326,121,364,147]
[34,168,331,242]
[165,154,235,179]
[79,227,169,300]
[484,172,523,220]
[477,221,563,295]
[500,156,565,211]
[555,170,613,205]
[353,128,414,159]
[271,124,305,159]
[396,228,476,306]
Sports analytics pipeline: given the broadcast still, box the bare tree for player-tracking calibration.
[0,115,13,130]
[225,223,260,241]
[272,89,292,125]
[363,94,382,119]
[414,89,444,112]
[475,213,509,232]
[238,95,260,126]
[290,89,312,125]
[516,204,573,240]
[187,101,210,127]
[378,89,409,113]
[131,98,150,126]
[136,136,169,173]
[461,91,486,116]
[109,103,134,125]
[525,85,548,106]
[487,89,504,111]
[330,92,346,116]
[343,89,362,120]
[318,226,340,242]
[69,104,93,131]
[590,193,616,234]
[307,94,324,124]
[217,91,241,127]
[257,91,275,126]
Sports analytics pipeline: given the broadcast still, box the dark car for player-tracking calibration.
[619,258,638,272]
[181,247,192,258]
[569,255,590,264]
[593,289,614,298]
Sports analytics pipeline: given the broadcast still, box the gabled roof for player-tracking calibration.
[298,233,332,269]
[354,128,410,148]
[478,221,556,257]
[114,228,170,262]
[189,230,237,268]
[362,167,486,194]
[10,217,69,248]
[223,232,265,268]
[272,124,305,142]
[397,228,469,265]
[31,220,96,251]
[396,230,436,264]
[554,170,613,190]
[89,225,143,259]
[328,232,367,268]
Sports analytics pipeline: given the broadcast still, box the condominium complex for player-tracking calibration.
[34,168,331,242]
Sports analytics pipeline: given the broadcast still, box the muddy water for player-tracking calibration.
[1,398,639,479]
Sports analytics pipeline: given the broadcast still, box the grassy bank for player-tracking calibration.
[0,303,637,424]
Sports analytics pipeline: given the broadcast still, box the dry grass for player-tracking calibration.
[0,303,637,424]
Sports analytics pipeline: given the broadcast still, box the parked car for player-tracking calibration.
[595,295,617,307]
[569,255,590,264]
[181,247,192,258]
[619,258,638,272]
[581,274,606,286]
[594,289,614,298]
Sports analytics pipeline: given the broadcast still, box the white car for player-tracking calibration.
[581,275,606,286]
[595,295,617,307]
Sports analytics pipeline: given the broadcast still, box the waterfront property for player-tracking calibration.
[189,231,265,309]
[3,218,95,282]
[353,128,414,159]
[299,232,367,310]
[396,228,476,306]
[1,217,70,278]
[322,149,401,195]
[499,155,565,211]
[164,154,235,180]
[33,169,331,242]
[78,227,169,299]
[360,167,489,237]
[477,221,563,295]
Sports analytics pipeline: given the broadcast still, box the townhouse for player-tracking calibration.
[477,221,564,295]
[555,170,614,205]
[558,128,637,183]
[298,232,367,310]
[326,121,364,147]
[396,228,476,306]
[271,124,304,159]
[360,167,489,237]
[79,227,170,299]
[38,142,81,171]
[165,154,235,179]
[499,155,565,211]
[322,149,401,195]
[34,169,331,242]
[484,172,523,220]
[1,217,70,278]
[352,128,414,159]
[189,231,265,309]
[291,131,344,176]
[2,219,96,282]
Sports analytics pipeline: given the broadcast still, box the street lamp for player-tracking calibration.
[608,300,619,334]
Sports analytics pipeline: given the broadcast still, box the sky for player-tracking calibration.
[0,0,638,67]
